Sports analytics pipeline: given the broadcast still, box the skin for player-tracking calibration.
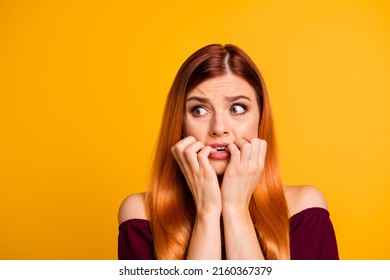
[117,74,329,260]
[171,73,266,259]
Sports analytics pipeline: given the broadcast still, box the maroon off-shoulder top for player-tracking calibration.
[118,207,339,260]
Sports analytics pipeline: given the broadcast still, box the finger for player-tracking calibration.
[171,136,196,156]
[182,141,205,171]
[171,136,197,171]
[249,138,261,163]
[234,138,249,149]
[234,138,251,163]
[197,146,216,172]
[226,143,240,165]
[257,139,267,167]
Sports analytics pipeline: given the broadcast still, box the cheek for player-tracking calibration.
[234,118,259,138]
[183,118,205,138]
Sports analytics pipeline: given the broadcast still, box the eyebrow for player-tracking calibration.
[186,95,252,103]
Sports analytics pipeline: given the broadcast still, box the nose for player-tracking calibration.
[210,113,229,136]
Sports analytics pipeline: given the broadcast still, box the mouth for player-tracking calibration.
[209,143,230,159]
[214,146,227,152]
[209,143,229,151]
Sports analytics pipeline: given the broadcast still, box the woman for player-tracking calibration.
[118,44,339,260]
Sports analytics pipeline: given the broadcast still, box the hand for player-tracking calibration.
[171,136,222,215]
[221,138,267,210]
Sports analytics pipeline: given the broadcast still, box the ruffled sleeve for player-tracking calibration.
[118,219,155,260]
[289,207,339,260]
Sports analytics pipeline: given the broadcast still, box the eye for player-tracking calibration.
[230,104,246,115]
[191,106,208,116]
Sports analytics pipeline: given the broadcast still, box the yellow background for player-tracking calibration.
[1,0,389,259]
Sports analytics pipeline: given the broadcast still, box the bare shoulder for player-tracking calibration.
[283,185,328,217]
[118,192,148,225]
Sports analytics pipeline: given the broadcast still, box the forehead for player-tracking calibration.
[187,74,257,99]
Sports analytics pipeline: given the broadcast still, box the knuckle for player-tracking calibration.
[197,151,204,159]
[195,140,204,147]
[171,145,180,154]
[197,147,210,159]
[248,166,261,176]
[257,161,265,170]
[243,143,251,150]
[183,148,193,157]
[248,168,257,176]
[175,142,185,151]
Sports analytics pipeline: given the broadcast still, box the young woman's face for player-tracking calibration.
[183,74,261,175]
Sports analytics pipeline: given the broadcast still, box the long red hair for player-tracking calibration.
[146,44,290,259]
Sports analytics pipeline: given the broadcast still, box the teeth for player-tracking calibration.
[215,147,226,152]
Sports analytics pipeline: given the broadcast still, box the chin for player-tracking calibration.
[209,159,228,176]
